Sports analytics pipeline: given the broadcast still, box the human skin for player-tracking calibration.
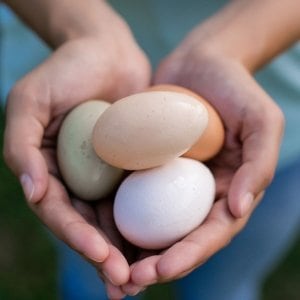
[119,0,300,297]
[2,0,151,294]
[2,0,300,299]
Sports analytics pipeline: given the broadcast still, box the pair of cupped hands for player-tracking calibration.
[3,15,284,299]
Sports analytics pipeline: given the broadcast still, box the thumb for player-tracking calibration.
[3,84,49,203]
[228,101,284,218]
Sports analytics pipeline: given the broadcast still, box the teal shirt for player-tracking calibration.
[1,1,300,168]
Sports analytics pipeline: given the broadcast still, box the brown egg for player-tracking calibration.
[147,84,225,161]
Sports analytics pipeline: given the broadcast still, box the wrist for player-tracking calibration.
[47,1,126,47]
[186,0,300,72]
[3,0,129,48]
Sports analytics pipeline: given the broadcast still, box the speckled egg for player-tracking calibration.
[57,100,124,201]
[93,91,208,170]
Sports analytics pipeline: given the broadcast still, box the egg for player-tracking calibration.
[93,91,208,170]
[57,100,124,201]
[113,157,215,249]
[148,84,225,161]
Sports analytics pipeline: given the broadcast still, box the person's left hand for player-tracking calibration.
[120,29,284,296]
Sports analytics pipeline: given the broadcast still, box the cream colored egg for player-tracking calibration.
[113,157,215,249]
[92,91,208,170]
[57,100,124,201]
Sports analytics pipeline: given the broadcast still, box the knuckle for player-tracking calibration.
[273,104,285,132]
[262,168,275,187]
[2,141,16,169]
[8,77,48,111]
[222,236,233,249]
[8,79,31,101]
[123,56,151,89]
[267,101,285,127]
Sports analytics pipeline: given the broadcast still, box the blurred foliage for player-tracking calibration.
[0,107,300,300]
[0,109,57,300]
[263,240,300,300]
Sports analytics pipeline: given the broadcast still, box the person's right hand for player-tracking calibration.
[3,4,150,298]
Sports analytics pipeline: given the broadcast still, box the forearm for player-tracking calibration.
[194,0,300,71]
[3,0,123,47]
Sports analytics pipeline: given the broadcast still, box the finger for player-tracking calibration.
[72,198,99,227]
[122,250,159,292]
[121,280,146,297]
[31,175,109,263]
[129,255,161,286]
[99,245,130,286]
[3,84,50,203]
[94,201,131,285]
[157,194,263,280]
[228,99,284,217]
[95,200,124,249]
[104,280,127,300]
[74,198,138,293]
[131,195,263,285]
[41,148,61,178]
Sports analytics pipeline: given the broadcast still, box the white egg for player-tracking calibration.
[57,100,124,201]
[113,157,215,249]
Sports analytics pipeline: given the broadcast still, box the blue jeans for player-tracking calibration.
[57,158,300,300]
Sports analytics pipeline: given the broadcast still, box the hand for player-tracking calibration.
[3,15,150,299]
[121,30,284,295]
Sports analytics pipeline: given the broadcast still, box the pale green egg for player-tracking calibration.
[57,100,124,201]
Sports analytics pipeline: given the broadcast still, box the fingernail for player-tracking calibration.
[127,290,141,296]
[20,174,35,202]
[240,192,254,217]
[133,287,146,296]
[103,271,118,286]
[88,240,109,263]
[125,285,146,296]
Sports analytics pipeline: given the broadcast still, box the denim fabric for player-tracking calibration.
[56,159,300,300]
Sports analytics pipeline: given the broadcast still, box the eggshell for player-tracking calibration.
[147,84,225,161]
[57,100,124,201]
[113,157,215,249]
[93,91,208,170]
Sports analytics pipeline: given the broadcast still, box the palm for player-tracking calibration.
[4,32,151,295]
[121,47,283,292]
[208,137,241,203]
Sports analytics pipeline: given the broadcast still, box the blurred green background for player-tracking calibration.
[1,107,300,300]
